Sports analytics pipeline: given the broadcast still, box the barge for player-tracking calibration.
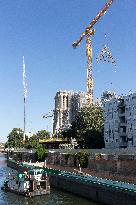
[2,169,50,197]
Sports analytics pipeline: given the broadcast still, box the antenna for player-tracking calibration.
[22,56,27,142]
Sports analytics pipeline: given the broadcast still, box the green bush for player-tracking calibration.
[76,151,89,168]
[35,145,48,162]
[95,153,101,160]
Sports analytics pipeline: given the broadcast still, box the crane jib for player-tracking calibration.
[72,0,114,47]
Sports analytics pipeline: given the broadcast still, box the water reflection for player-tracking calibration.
[0,154,99,205]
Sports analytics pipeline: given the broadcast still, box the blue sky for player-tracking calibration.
[0,0,136,142]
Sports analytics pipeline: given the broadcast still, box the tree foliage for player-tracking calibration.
[35,144,48,162]
[24,134,39,149]
[61,121,78,141]
[6,128,24,149]
[76,151,89,168]
[6,128,48,162]
[24,134,48,161]
[61,104,105,149]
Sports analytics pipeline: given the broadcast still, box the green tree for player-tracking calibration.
[24,133,48,161]
[61,121,78,140]
[60,127,74,141]
[69,104,104,148]
[24,134,39,149]
[35,144,48,162]
[76,151,89,168]
[6,128,24,149]
[25,130,50,149]
[74,105,104,148]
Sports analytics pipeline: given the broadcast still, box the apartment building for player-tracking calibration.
[104,92,136,148]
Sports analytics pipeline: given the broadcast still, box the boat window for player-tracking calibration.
[37,185,40,189]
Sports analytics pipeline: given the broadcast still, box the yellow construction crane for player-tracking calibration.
[72,0,114,105]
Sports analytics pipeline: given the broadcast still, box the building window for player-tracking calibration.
[132,96,136,100]
[66,96,68,108]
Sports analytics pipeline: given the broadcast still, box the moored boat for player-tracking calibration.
[1,169,50,197]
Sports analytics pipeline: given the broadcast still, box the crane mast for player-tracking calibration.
[72,0,114,104]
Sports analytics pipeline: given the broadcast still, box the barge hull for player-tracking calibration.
[50,174,136,205]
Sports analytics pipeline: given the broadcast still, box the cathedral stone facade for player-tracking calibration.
[53,90,88,133]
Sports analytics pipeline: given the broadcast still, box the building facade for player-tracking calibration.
[53,90,88,133]
[104,92,136,148]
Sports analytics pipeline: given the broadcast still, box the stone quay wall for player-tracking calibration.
[7,150,36,163]
[47,151,136,176]
[8,149,136,176]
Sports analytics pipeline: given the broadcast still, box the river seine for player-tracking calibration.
[0,154,99,205]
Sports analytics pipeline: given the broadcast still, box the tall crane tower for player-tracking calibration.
[72,0,114,104]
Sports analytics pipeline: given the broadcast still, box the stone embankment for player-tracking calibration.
[8,149,136,183]
[47,151,136,177]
